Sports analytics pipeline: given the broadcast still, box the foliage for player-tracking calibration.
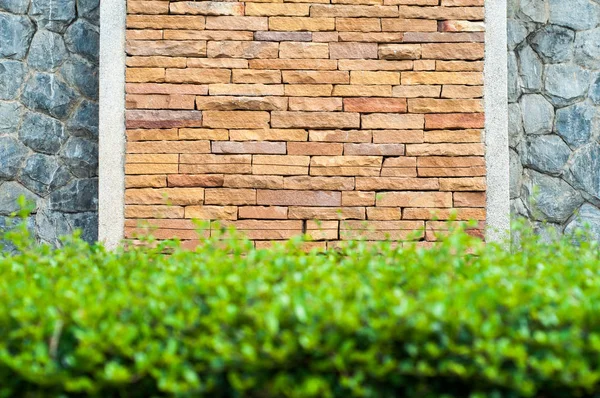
[1,210,600,397]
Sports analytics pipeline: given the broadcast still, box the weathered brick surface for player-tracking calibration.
[125,0,486,244]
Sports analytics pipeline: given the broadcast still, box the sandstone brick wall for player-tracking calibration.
[124,0,486,248]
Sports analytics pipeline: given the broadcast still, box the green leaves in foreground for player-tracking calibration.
[1,219,600,397]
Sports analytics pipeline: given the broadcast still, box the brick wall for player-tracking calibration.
[124,0,486,248]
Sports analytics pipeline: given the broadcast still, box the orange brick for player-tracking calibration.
[126,41,206,57]
[362,113,424,129]
[166,69,231,84]
[205,188,257,205]
[127,1,169,14]
[223,175,284,189]
[125,188,205,205]
[342,191,376,206]
[229,129,307,141]
[440,177,486,191]
[125,205,185,219]
[239,206,288,219]
[350,71,400,84]
[127,15,205,30]
[232,69,281,84]
[454,192,486,207]
[257,190,342,206]
[203,111,270,129]
[336,18,381,32]
[169,1,245,15]
[441,85,483,99]
[372,129,423,143]
[355,177,438,191]
[407,143,484,156]
[271,111,360,129]
[402,72,482,85]
[168,174,225,187]
[269,17,335,31]
[367,207,401,220]
[283,176,355,190]
[185,206,238,220]
[126,68,165,83]
[408,99,483,113]
[289,97,343,111]
[376,192,452,207]
[126,175,167,188]
[421,43,484,60]
[309,129,372,142]
[288,207,365,220]
[246,3,310,16]
[282,70,349,84]
[403,207,486,221]
[425,113,485,129]
[127,140,210,154]
[344,97,406,112]
[288,142,344,155]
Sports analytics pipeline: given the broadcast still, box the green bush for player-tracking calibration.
[1,213,600,397]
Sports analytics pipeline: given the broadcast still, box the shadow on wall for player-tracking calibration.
[508,0,600,240]
[0,0,100,246]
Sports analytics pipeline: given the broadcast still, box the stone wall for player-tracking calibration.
[124,1,487,248]
[508,0,600,238]
[0,0,99,245]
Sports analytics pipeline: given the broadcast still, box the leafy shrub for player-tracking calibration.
[1,213,600,397]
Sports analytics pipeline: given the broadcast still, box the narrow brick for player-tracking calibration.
[126,175,167,188]
[125,205,185,219]
[288,142,344,155]
[207,41,279,58]
[179,128,229,140]
[212,141,286,154]
[329,42,378,59]
[289,97,343,111]
[269,17,335,31]
[421,43,484,60]
[367,207,401,220]
[284,176,355,190]
[168,174,225,187]
[255,31,313,41]
[441,85,483,99]
[454,192,486,207]
[126,40,206,57]
[342,191,375,206]
[392,85,441,98]
[280,42,330,59]
[170,2,245,15]
[401,72,482,85]
[205,189,256,205]
[407,143,484,156]
[245,3,310,16]
[373,129,424,143]
[440,177,486,191]
[425,113,485,129]
[205,16,268,30]
[356,177,438,190]
[309,129,372,142]
[408,99,483,113]
[125,188,205,205]
[288,207,365,220]
[338,59,413,71]
[230,129,307,141]
[344,143,404,156]
[239,206,288,219]
[362,113,424,129]
[376,192,452,207]
[203,111,270,129]
[378,44,421,60]
[223,175,284,189]
[257,190,342,206]
[127,140,210,154]
[196,96,288,111]
[311,5,399,17]
[283,70,349,84]
[271,111,360,128]
[185,206,238,220]
[344,97,406,112]
[351,71,399,84]
[127,15,205,30]
[336,18,381,32]
[208,84,284,96]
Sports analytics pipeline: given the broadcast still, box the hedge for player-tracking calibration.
[1,213,600,397]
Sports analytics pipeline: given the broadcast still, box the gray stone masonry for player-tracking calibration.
[509,0,600,240]
[0,0,99,246]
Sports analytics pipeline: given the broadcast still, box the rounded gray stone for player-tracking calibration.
[36,210,98,245]
[517,45,543,92]
[27,30,69,71]
[0,0,30,13]
[30,0,76,32]
[567,144,600,200]
[507,51,520,103]
[509,148,522,199]
[565,203,600,241]
[65,19,99,64]
[21,72,78,119]
[49,178,98,212]
[60,57,99,100]
[77,0,100,24]
[574,28,600,69]
[590,74,600,105]
[0,60,26,100]
[20,153,71,196]
[60,136,98,178]
[508,102,524,148]
[529,25,575,64]
[555,101,596,149]
[522,134,571,175]
[0,136,28,180]
[0,101,24,134]
[18,111,67,155]
[507,19,528,50]
[520,94,555,136]
[0,14,35,60]
[67,100,99,138]
[0,182,38,216]
[522,169,583,223]
[549,0,600,30]
[544,64,590,106]
[520,0,549,23]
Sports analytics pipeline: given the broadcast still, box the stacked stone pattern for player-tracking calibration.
[508,0,600,239]
[0,0,99,245]
[125,0,487,248]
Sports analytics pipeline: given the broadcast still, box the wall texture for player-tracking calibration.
[0,0,99,245]
[124,0,487,248]
[508,0,600,239]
